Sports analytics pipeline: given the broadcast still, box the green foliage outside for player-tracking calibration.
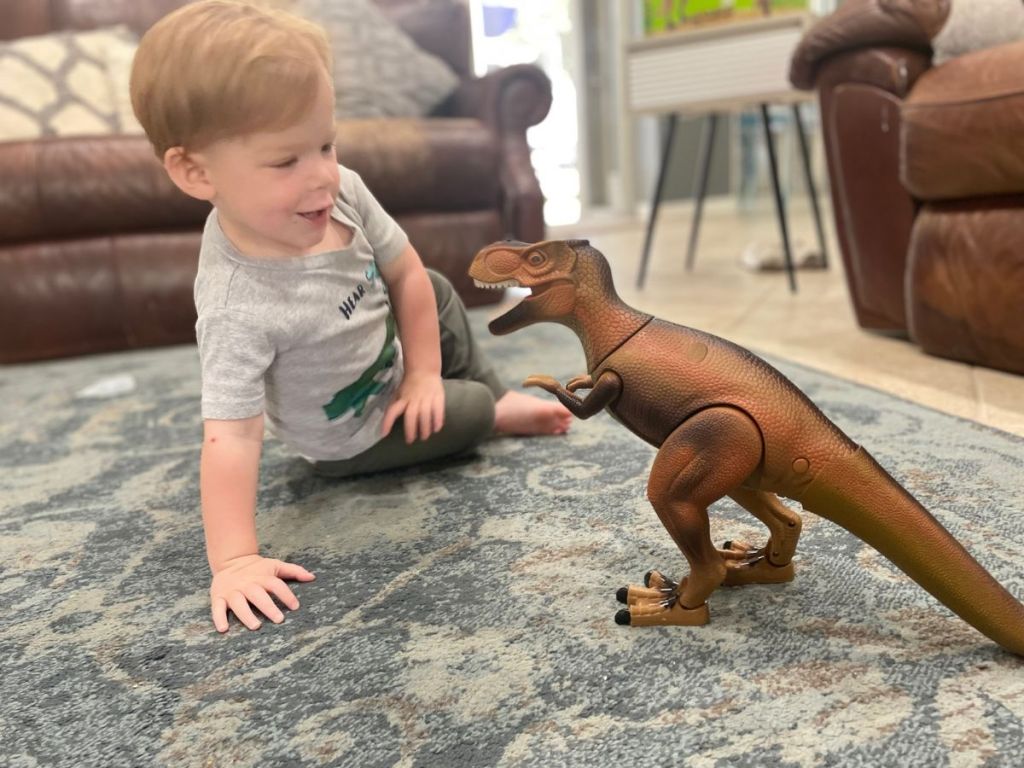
[644,0,808,34]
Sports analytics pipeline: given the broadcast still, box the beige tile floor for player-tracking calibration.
[540,199,1024,438]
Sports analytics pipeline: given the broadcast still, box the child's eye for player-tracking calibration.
[271,157,297,169]
[321,143,336,155]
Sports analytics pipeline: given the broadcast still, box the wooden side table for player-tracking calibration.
[626,13,828,291]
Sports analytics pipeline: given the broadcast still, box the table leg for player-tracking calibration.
[792,103,829,269]
[637,113,678,289]
[760,104,797,293]
[685,113,718,272]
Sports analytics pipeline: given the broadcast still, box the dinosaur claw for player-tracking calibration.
[522,374,559,392]
[643,570,678,591]
[615,609,631,625]
[616,586,629,604]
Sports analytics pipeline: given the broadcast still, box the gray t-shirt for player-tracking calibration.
[194,165,409,461]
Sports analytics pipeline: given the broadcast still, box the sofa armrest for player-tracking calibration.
[442,64,552,242]
[806,46,931,336]
[815,46,933,99]
[790,0,950,89]
[444,63,552,135]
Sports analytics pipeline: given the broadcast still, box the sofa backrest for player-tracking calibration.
[1,0,191,39]
[0,0,473,78]
[378,0,472,78]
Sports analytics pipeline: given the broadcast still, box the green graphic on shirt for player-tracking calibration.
[322,313,397,421]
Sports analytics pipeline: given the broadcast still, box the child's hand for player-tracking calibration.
[209,554,315,633]
[381,371,445,443]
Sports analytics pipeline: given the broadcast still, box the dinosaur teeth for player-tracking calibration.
[473,279,519,289]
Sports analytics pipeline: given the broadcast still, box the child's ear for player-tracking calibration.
[163,146,215,202]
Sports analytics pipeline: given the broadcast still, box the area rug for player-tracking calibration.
[2,312,1024,768]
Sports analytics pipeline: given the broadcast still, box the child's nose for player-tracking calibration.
[311,159,336,188]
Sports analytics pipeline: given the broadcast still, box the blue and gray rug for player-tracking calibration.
[2,313,1024,767]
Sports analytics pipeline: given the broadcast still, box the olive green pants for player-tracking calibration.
[314,270,506,479]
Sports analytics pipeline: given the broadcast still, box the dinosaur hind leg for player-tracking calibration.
[721,488,802,586]
[617,407,763,628]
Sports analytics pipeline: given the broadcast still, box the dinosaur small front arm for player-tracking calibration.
[523,371,622,419]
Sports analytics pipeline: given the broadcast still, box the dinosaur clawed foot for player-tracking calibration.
[614,595,710,627]
[612,540,796,627]
[720,540,795,586]
[613,570,709,626]
[615,569,679,606]
[718,539,757,560]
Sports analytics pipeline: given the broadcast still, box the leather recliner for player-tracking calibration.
[790,0,1024,375]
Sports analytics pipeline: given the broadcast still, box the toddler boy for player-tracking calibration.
[130,0,571,633]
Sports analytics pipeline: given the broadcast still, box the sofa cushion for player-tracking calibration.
[0,232,202,363]
[298,0,459,119]
[907,199,1024,374]
[901,39,1024,201]
[0,26,138,142]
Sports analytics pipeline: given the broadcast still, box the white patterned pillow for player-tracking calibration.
[0,26,140,143]
[104,30,145,136]
[297,0,460,118]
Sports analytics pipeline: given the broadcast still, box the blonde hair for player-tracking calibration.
[130,0,332,157]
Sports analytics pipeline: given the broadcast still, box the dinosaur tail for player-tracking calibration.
[799,446,1024,655]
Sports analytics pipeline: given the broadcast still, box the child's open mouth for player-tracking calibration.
[298,207,329,224]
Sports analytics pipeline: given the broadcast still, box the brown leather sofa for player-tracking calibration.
[0,0,551,363]
[790,0,1024,375]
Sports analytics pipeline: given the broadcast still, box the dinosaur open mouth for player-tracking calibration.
[472,279,561,295]
[472,279,562,334]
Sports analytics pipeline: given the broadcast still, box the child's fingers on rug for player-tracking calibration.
[227,592,263,631]
[264,577,301,611]
[211,597,231,633]
[244,586,286,624]
[274,561,316,582]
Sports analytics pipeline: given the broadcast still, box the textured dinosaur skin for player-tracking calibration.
[469,239,1024,655]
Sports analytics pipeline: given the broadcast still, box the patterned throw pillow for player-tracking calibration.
[0,26,140,142]
[297,0,460,118]
[104,31,145,136]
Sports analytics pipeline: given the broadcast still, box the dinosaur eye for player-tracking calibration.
[527,252,546,267]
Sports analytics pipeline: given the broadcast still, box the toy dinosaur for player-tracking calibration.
[468,238,1024,655]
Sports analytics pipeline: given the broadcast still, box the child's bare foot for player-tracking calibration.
[494,390,572,436]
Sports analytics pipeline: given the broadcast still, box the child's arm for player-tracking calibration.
[201,415,315,632]
[379,244,445,443]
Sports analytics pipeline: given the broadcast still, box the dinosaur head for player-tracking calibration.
[468,239,590,334]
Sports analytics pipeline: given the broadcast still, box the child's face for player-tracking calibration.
[196,73,341,258]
